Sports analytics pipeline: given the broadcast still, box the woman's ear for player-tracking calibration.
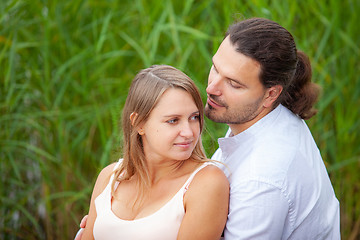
[130,112,144,135]
[263,85,283,108]
[130,112,138,126]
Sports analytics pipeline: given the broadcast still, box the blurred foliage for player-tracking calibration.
[1,0,359,239]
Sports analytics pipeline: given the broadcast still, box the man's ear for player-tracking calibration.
[263,85,283,108]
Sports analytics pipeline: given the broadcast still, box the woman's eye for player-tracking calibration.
[167,119,178,124]
[190,115,200,121]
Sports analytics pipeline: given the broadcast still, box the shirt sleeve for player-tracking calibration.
[224,179,290,240]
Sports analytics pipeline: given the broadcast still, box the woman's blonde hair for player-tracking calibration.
[111,65,207,206]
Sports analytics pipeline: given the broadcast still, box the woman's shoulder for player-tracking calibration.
[92,161,119,197]
[97,159,123,179]
[99,162,118,178]
[190,161,229,190]
[183,161,229,213]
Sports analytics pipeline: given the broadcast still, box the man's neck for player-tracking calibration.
[228,105,275,136]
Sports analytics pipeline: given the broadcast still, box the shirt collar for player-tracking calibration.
[218,105,284,157]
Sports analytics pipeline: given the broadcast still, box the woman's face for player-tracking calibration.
[140,88,201,164]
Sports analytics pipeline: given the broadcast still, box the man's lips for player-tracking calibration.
[207,96,224,108]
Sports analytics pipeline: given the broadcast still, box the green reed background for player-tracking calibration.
[1,0,359,239]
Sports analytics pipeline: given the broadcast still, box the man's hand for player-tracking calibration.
[74,215,88,240]
[80,215,88,228]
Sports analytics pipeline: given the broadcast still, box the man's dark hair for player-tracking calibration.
[226,18,320,119]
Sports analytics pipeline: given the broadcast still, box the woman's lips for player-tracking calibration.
[174,141,192,148]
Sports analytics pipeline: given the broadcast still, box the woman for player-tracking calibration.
[81,65,229,240]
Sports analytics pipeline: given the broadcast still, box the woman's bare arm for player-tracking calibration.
[177,165,229,240]
[81,163,117,239]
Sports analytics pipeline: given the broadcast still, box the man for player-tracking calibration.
[205,18,339,239]
[76,18,340,239]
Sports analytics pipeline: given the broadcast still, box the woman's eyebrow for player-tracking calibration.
[163,111,199,118]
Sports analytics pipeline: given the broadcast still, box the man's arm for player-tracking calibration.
[224,180,289,239]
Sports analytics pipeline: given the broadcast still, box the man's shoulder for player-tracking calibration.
[227,135,304,189]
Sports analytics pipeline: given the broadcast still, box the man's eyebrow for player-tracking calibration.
[229,77,246,87]
[212,59,218,72]
[212,59,246,87]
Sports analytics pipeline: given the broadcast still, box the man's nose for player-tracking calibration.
[206,75,222,96]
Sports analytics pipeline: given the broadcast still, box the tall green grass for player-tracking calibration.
[1,0,359,239]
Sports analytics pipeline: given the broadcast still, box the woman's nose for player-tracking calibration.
[180,122,193,137]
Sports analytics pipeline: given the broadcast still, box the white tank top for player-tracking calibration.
[93,160,211,240]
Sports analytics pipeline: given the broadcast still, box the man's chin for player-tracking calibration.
[205,109,224,123]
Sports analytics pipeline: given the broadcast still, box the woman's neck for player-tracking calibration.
[146,160,187,185]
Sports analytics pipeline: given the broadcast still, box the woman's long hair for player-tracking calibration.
[111,65,207,207]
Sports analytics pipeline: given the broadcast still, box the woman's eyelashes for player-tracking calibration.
[190,114,200,121]
[166,118,178,124]
[165,114,200,124]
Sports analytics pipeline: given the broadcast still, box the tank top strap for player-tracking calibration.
[184,162,212,192]
[114,159,123,169]
[110,159,123,190]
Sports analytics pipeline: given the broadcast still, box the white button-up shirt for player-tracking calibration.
[213,105,340,240]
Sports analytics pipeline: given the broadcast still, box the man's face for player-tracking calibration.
[205,36,270,135]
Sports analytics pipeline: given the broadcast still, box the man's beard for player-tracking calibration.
[204,96,263,125]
